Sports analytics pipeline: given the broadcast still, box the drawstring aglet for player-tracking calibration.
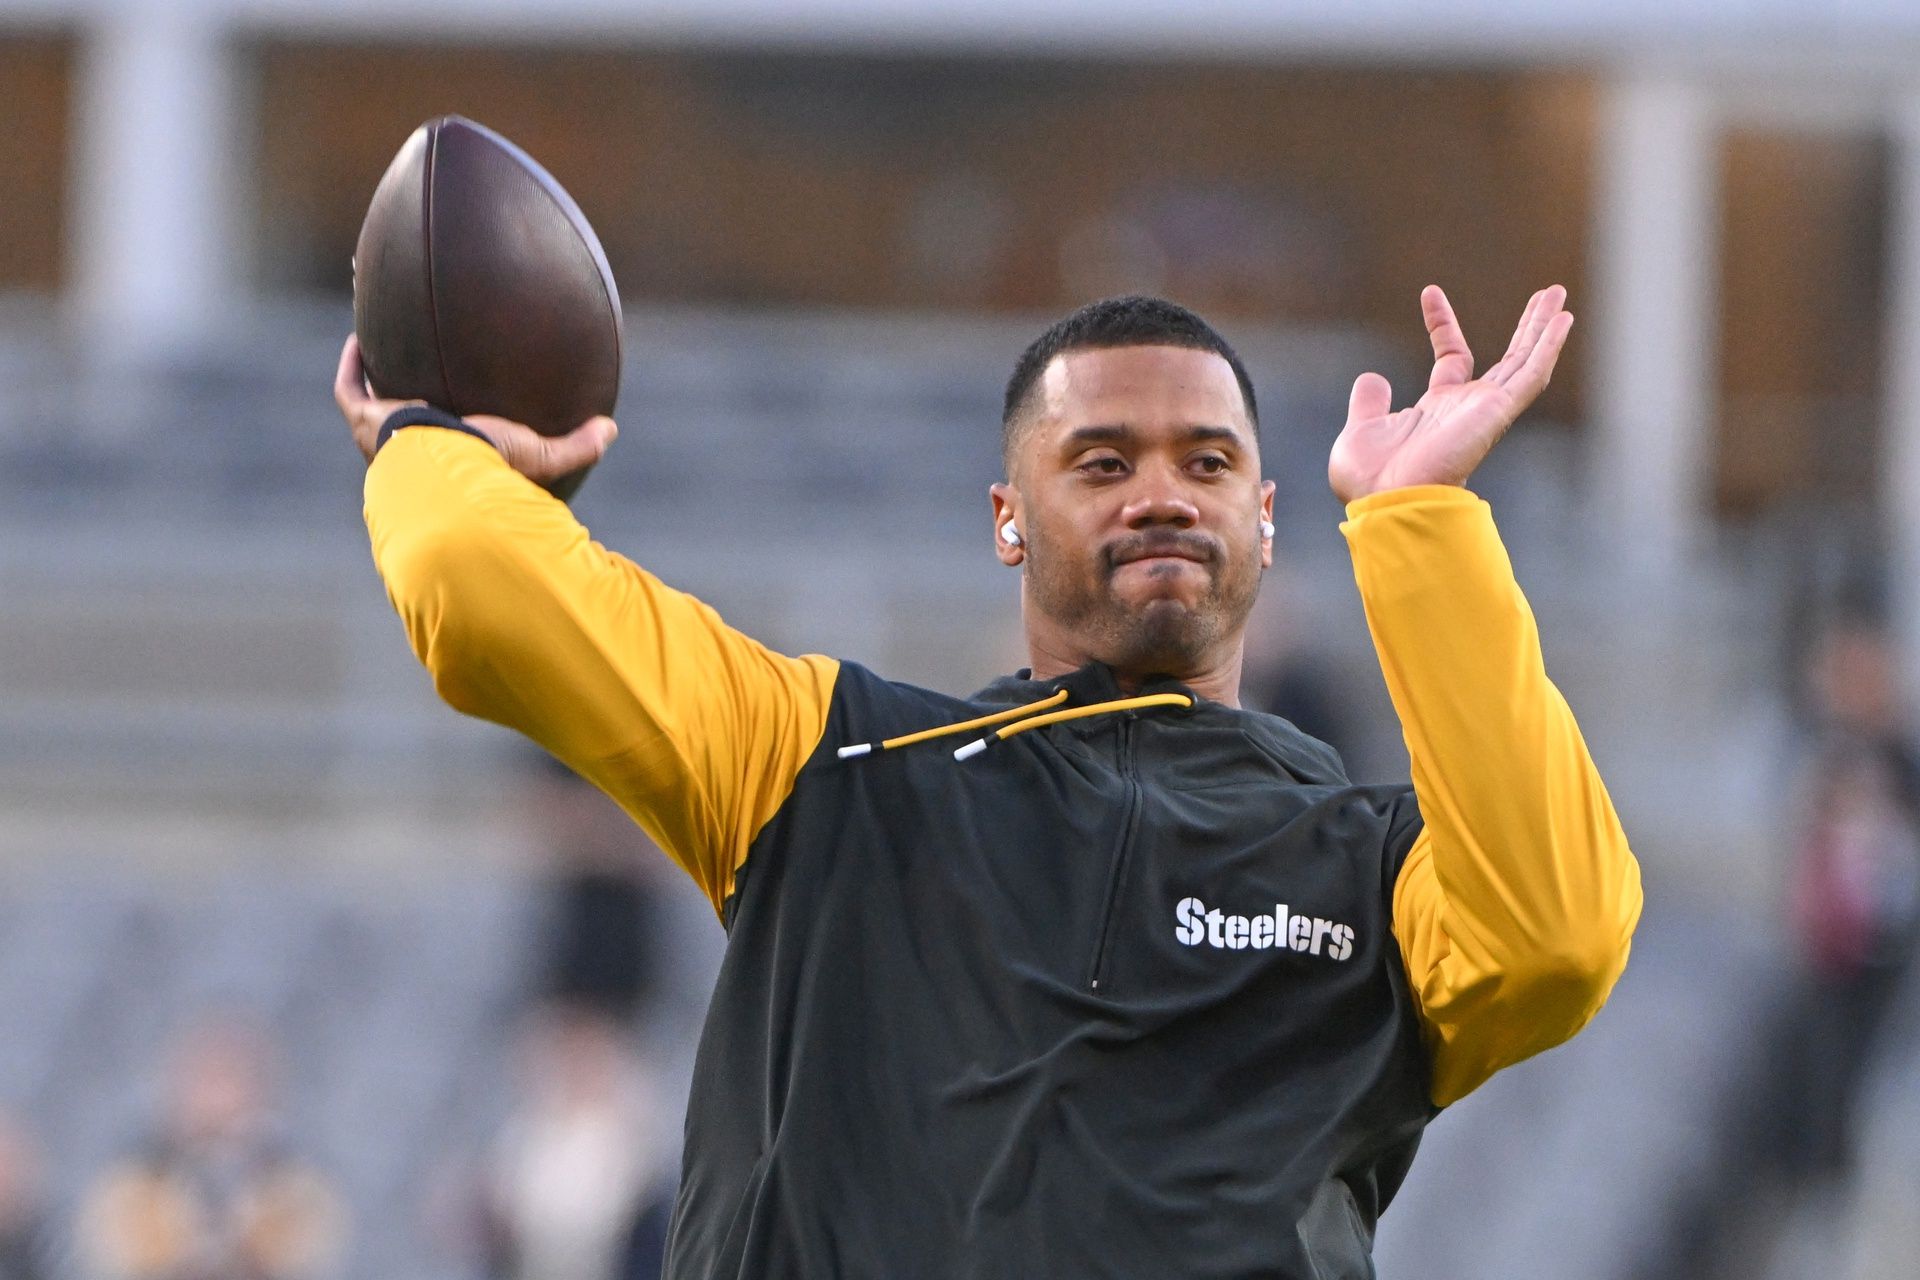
[837,688,1068,763]
[956,691,1193,762]
[843,689,1188,765]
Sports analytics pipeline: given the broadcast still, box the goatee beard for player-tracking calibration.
[1097,597,1224,675]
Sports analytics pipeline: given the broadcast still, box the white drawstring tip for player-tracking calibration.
[837,743,874,759]
[953,739,989,762]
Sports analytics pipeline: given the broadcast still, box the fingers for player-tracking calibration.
[476,414,619,484]
[545,416,619,474]
[1347,371,1393,427]
[338,336,617,483]
[336,333,433,462]
[334,335,389,462]
[1517,284,1566,354]
[1499,310,1574,407]
[1489,285,1568,387]
[334,335,368,413]
[1494,288,1547,369]
[1422,286,1474,390]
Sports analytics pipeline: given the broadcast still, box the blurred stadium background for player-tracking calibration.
[5,1,1920,1277]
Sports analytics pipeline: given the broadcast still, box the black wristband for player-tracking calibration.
[374,405,499,454]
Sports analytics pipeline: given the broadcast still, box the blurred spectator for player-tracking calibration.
[525,754,668,1024]
[0,1112,50,1280]
[477,1004,675,1280]
[1635,608,1920,1279]
[426,761,679,1279]
[78,1016,345,1280]
[1778,614,1920,1182]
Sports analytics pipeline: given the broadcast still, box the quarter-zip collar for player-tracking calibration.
[972,660,1209,712]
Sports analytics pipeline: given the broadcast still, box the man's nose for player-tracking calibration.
[1121,469,1200,528]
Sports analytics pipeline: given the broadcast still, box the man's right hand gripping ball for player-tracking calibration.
[334,335,618,482]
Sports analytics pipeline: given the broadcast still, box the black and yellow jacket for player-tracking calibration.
[366,427,1642,1279]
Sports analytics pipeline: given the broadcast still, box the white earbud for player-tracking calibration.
[1259,519,1275,539]
[1000,522,1023,547]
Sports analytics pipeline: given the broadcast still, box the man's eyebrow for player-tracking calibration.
[1063,424,1132,448]
[1061,423,1246,449]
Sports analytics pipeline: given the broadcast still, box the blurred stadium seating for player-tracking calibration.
[0,861,725,1280]
[7,3,1920,1276]
[0,868,532,1278]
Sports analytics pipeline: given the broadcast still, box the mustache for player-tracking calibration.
[1102,531,1221,573]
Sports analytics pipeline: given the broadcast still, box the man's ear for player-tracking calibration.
[1259,480,1276,570]
[990,482,1024,567]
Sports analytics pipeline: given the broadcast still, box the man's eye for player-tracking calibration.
[1080,457,1127,476]
[1192,455,1229,475]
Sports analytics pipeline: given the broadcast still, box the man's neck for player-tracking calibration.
[1024,641,1245,708]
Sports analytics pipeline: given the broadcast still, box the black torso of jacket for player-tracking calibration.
[663,660,1435,1280]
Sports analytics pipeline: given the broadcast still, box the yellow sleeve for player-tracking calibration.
[1341,484,1643,1107]
[364,427,838,916]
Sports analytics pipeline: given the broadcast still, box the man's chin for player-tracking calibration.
[1098,597,1214,670]
[1124,594,1200,620]
[1110,581,1208,620]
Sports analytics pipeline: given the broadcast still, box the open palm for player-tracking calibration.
[1329,285,1573,504]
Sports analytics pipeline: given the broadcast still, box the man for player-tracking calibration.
[337,284,1641,1278]
[80,1016,346,1280]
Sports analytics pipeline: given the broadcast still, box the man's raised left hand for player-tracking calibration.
[1329,285,1572,504]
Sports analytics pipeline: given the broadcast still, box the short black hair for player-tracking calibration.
[1001,295,1258,462]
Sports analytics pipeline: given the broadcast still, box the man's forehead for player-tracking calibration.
[1034,345,1251,440]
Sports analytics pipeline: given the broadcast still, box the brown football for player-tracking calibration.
[353,115,622,501]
